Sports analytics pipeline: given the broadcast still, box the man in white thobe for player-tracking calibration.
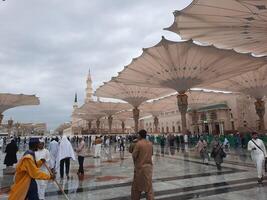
[49,137,59,170]
[35,138,51,200]
[104,136,112,161]
[94,136,102,158]
[247,132,267,184]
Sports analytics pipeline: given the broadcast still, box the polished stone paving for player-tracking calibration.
[0,145,266,200]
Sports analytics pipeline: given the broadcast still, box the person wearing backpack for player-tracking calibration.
[247,132,267,184]
[211,136,226,170]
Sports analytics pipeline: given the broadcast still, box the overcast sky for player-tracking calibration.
[0,0,192,129]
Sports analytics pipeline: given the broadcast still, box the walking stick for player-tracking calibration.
[43,162,70,200]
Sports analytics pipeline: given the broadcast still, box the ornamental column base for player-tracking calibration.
[153,116,159,133]
[0,114,3,125]
[121,121,125,134]
[108,115,113,134]
[255,99,265,131]
[133,107,140,133]
[96,119,101,134]
[177,93,188,134]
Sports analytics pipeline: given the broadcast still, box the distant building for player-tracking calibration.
[1,122,48,136]
[55,122,71,135]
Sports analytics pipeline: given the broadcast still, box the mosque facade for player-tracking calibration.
[142,94,266,135]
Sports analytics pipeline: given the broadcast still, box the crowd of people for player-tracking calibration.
[0,130,266,200]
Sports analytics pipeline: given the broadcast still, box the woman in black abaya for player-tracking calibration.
[4,139,18,167]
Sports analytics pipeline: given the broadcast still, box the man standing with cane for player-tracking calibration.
[35,138,51,200]
[8,138,54,200]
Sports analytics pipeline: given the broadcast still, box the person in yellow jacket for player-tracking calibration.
[9,138,54,200]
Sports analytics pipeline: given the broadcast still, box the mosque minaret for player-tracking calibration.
[85,69,94,103]
[73,92,78,110]
[71,69,94,134]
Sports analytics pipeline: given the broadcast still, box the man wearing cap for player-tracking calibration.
[248,132,267,184]
[9,138,54,200]
[131,130,154,200]
[35,138,51,200]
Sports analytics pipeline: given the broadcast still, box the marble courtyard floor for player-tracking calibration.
[0,146,267,200]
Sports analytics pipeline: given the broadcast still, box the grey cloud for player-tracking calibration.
[0,0,191,129]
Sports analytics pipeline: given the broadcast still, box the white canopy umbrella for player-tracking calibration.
[205,66,267,130]
[140,99,176,133]
[114,111,133,133]
[95,80,173,133]
[77,101,132,133]
[114,110,133,121]
[114,37,267,133]
[73,112,106,134]
[166,0,267,56]
[0,93,40,125]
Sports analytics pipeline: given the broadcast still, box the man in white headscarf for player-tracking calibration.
[248,132,267,184]
[35,138,50,200]
[49,137,59,170]
[57,136,75,179]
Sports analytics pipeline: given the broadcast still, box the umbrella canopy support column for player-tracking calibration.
[153,116,159,133]
[133,107,140,133]
[121,121,125,134]
[192,110,198,134]
[177,93,188,134]
[0,114,3,125]
[87,121,92,132]
[255,99,265,131]
[96,119,101,134]
[8,119,13,137]
[108,115,113,134]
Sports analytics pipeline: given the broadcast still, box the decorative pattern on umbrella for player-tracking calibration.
[115,37,267,93]
[95,81,173,107]
[77,101,132,116]
[205,66,267,99]
[140,98,177,117]
[73,112,105,121]
[166,0,267,56]
[114,111,134,121]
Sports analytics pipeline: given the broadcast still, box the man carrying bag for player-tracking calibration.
[211,136,226,171]
[247,132,267,184]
